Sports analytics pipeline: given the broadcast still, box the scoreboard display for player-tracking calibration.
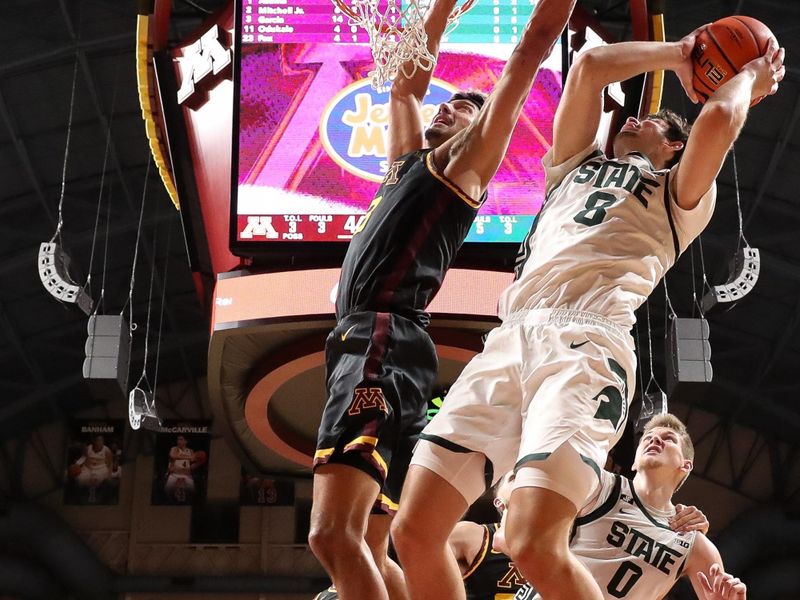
[231,0,564,262]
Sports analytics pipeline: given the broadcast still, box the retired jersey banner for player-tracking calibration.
[64,420,124,505]
[151,421,211,506]
[239,470,295,506]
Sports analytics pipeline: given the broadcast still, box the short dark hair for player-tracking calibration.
[451,89,488,112]
[647,108,691,168]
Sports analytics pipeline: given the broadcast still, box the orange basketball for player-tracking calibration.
[68,464,82,478]
[193,450,207,465]
[692,16,777,105]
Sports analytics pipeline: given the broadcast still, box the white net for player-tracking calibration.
[342,0,469,89]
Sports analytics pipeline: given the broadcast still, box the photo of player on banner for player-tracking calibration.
[151,421,211,506]
[63,421,123,505]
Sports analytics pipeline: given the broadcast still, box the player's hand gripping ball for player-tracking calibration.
[193,450,207,465]
[691,16,778,105]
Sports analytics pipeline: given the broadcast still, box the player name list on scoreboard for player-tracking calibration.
[240,0,539,45]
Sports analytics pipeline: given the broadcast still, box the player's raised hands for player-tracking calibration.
[698,563,747,600]
[674,24,710,104]
[742,38,785,100]
[670,503,710,534]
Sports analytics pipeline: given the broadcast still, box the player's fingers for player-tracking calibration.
[697,571,713,593]
[671,514,699,530]
[766,37,779,60]
[673,503,696,519]
[733,582,747,599]
[720,575,736,597]
[770,77,782,96]
[677,72,699,104]
[669,506,686,528]
[709,564,722,593]
[773,47,785,69]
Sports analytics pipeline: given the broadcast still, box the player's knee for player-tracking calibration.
[390,513,433,562]
[308,519,361,563]
[507,529,568,576]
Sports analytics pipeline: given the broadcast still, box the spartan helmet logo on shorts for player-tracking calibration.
[347,387,389,416]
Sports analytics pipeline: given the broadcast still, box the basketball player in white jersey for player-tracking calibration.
[393,26,784,600]
[75,434,113,488]
[165,434,196,502]
[494,414,746,600]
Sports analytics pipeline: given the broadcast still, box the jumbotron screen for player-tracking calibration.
[231,0,563,256]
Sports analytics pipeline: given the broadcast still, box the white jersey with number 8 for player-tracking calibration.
[499,143,716,329]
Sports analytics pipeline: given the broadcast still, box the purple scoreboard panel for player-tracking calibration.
[231,0,563,261]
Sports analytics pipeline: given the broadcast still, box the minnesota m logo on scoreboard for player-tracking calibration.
[176,24,232,104]
[348,387,388,416]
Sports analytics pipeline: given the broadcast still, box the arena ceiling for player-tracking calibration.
[0,0,798,485]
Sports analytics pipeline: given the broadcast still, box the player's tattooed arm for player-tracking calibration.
[436,0,576,200]
[387,0,457,163]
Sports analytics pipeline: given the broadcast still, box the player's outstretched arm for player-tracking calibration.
[551,34,701,165]
[685,534,747,600]
[387,0,457,163]
[433,0,575,199]
[675,39,784,210]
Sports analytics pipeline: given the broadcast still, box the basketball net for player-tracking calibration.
[334,0,474,89]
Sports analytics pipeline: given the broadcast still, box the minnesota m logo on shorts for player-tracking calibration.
[498,562,526,590]
[348,387,389,416]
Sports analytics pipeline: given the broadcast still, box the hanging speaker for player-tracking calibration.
[701,246,760,312]
[83,315,131,399]
[665,317,712,396]
[38,243,93,315]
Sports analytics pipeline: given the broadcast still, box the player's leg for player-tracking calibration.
[394,322,523,600]
[368,411,429,600]
[505,444,603,600]
[391,460,473,600]
[366,514,408,600]
[310,463,389,600]
[506,314,635,600]
[310,312,406,600]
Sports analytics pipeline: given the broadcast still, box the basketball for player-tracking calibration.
[68,464,82,478]
[193,450,207,465]
[692,16,777,105]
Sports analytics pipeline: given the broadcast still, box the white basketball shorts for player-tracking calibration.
[413,308,636,506]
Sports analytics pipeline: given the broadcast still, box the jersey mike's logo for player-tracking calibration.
[320,77,457,183]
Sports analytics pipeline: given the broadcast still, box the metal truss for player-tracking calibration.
[682,404,800,507]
